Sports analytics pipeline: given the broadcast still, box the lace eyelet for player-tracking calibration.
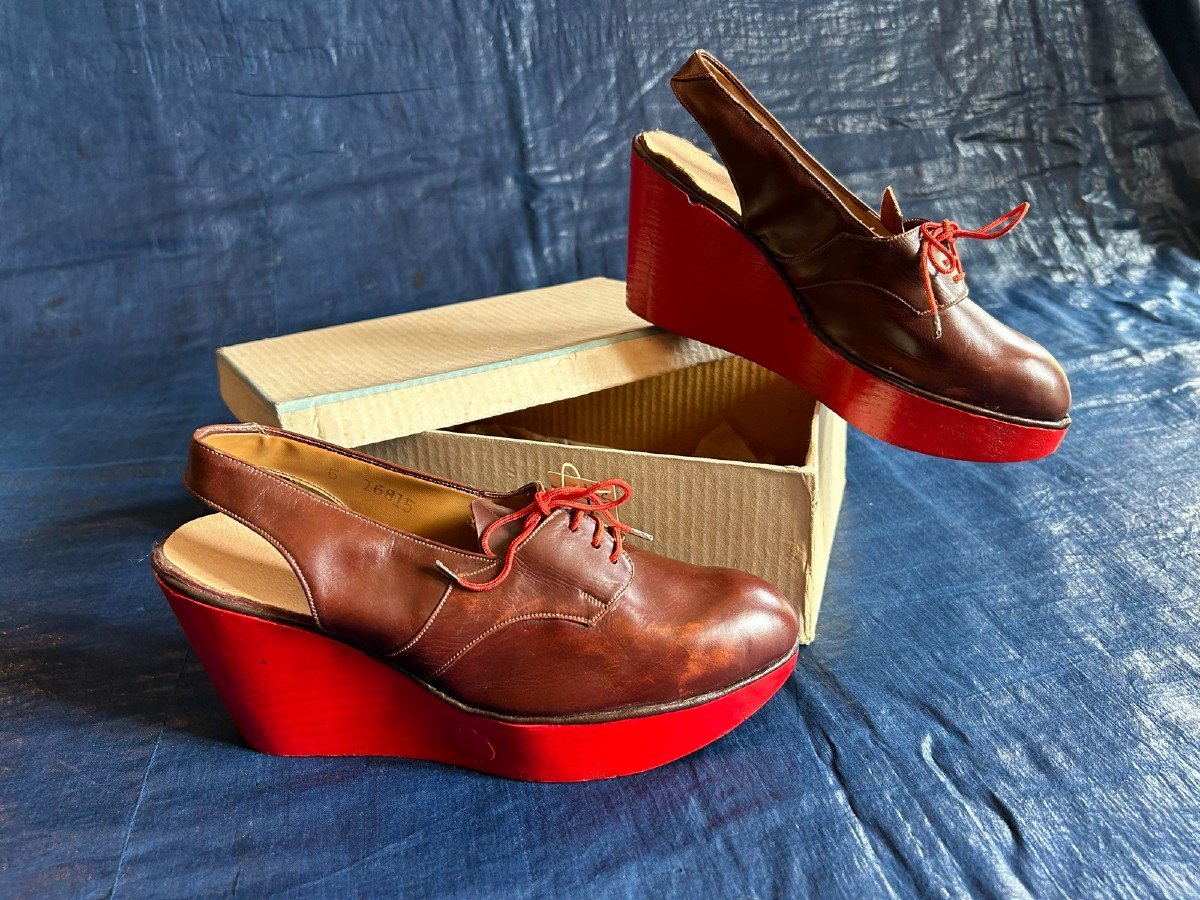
[449,479,634,591]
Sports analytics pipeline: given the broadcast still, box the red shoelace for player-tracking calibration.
[919,201,1029,339]
[440,480,635,592]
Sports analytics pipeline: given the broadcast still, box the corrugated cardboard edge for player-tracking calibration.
[218,331,729,447]
[800,403,848,643]
[217,355,282,427]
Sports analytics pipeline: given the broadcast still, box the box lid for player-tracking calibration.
[217,277,727,447]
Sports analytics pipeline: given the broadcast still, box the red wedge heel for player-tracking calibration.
[626,150,1068,462]
[159,571,796,782]
[161,579,795,782]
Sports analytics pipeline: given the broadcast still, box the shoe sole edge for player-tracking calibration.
[161,577,796,782]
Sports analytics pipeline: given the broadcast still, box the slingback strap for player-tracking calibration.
[182,423,485,652]
[668,50,876,255]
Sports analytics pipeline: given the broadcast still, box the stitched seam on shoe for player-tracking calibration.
[773,231,848,262]
[517,510,625,606]
[776,228,927,261]
[425,511,638,675]
[432,612,595,678]
[578,590,606,610]
[384,552,507,658]
[185,490,324,629]
[386,582,454,658]
[234,425,492,495]
[796,279,967,315]
[194,443,486,561]
[432,549,638,676]
[590,553,636,627]
[430,552,635,675]
[674,76,869,232]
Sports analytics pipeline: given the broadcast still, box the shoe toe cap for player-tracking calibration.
[685,567,799,688]
[1010,343,1072,423]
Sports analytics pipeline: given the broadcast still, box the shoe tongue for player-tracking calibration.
[880,186,905,234]
[469,489,536,551]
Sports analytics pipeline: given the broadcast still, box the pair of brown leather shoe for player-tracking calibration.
[155,52,1070,781]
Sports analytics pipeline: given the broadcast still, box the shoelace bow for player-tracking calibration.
[919,201,1029,340]
[439,480,635,592]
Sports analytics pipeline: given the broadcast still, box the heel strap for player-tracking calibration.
[182,423,471,651]
[184,424,353,628]
[669,50,874,254]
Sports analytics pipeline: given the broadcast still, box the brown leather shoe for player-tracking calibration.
[152,423,798,781]
[626,50,1071,462]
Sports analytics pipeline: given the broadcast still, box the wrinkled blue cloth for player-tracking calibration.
[2,1,1199,896]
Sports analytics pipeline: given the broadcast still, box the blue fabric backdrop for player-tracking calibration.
[3,1,1199,896]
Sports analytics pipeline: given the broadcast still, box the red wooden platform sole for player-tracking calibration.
[625,151,1068,462]
[160,579,796,782]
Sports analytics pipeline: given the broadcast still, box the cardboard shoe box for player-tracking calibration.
[216,277,846,642]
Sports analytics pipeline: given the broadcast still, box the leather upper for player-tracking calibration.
[176,423,798,720]
[664,50,1071,425]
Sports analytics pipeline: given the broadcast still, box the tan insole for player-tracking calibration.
[202,430,481,551]
[162,513,311,617]
[641,130,889,237]
[642,130,743,215]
